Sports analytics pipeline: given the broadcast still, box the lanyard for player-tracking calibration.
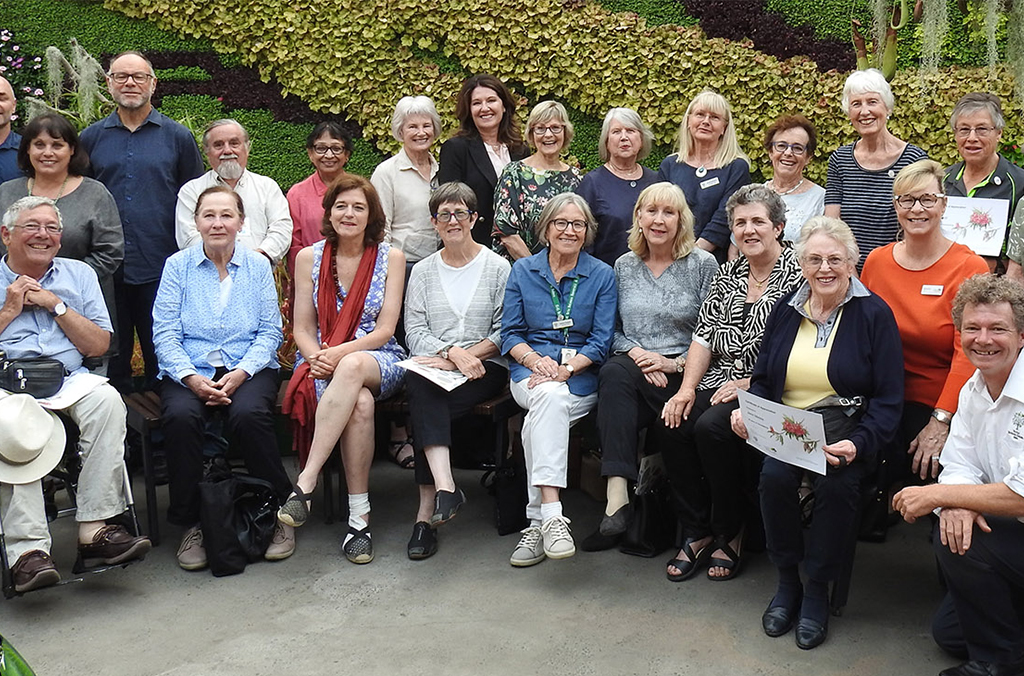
[548,276,579,343]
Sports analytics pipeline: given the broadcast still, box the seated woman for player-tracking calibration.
[278,174,406,565]
[661,184,803,582]
[588,182,716,548]
[153,186,293,570]
[501,193,617,566]
[403,181,512,560]
[731,216,903,649]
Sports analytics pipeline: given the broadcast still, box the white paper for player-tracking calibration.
[36,373,109,409]
[941,196,1010,256]
[737,390,827,475]
[396,359,468,392]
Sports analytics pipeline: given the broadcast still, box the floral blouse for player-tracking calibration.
[491,160,583,260]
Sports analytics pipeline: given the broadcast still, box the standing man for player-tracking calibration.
[894,273,1024,676]
[0,76,21,183]
[79,51,204,392]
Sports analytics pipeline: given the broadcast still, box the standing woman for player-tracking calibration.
[658,89,750,262]
[279,174,407,565]
[437,74,529,246]
[576,108,659,266]
[763,115,825,245]
[492,101,583,261]
[824,69,927,267]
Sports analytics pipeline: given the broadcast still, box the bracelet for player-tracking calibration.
[519,350,539,365]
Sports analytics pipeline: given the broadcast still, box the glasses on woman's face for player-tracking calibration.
[550,218,587,232]
[954,126,995,138]
[894,193,944,210]
[533,125,564,136]
[801,255,847,270]
[312,144,348,157]
[434,209,474,223]
[769,141,807,156]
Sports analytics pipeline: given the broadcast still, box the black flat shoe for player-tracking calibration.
[940,658,1024,676]
[795,617,829,650]
[599,503,633,536]
[762,604,797,637]
[580,528,622,552]
[407,521,438,560]
[666,537,711,582]
[431,488,466,527]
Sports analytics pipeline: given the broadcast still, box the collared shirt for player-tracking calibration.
[0,256,111,375]
[371,148,439,263]
[940,353,1024,522]
[0,130,22,183]
[152,244,282,385]
[787,276,871,346]
[79,108,204,285]
[286,171,328,275]
[501,249,617,396]
[175,169,293,264]
[943,156,1024,220]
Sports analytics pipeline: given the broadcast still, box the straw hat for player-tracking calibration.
[0,394,66,484]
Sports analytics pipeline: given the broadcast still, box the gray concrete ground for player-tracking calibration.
[4,458,959,676]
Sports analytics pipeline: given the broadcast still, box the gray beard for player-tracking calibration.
[215,160,244,181]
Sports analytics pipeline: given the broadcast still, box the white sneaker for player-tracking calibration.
[541,515,576,559]
[509,526,545,567]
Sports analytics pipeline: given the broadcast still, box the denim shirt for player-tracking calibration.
[153,244,282,384]
[501,249,617,396]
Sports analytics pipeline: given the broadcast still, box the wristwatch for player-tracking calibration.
[563,363,575,376]
[52,301,68,318]
[931,409,952,425]
[439,345,454,360]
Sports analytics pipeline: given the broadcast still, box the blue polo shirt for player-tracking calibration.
[0,131,23,183]
[79,108,203,285]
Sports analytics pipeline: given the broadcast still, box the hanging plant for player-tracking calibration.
[920,0,949,74]
[1009,0,1024,104]
[983,0,1001,70]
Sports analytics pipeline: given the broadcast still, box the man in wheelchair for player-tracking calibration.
[0,196,150,593]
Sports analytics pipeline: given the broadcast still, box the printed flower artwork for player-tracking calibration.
[952,208,1000,242]
[768,414,819,453]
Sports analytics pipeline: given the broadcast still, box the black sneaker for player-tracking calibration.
[430,488,466,527]
[407,521,438,560]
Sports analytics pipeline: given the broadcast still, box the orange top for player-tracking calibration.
[861,241,988,412]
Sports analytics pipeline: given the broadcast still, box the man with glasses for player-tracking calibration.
[0,76,20,183]
[174,119,292,265]
[79,51,204,393]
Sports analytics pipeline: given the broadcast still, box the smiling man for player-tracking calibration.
[0,76,21,183]
[894,273,1024,676]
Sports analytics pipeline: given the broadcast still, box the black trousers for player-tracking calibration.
[932,516,1024,664]
[596,354,681,482]
[406,362,508,486]
[161,368,292,527]
[109,276,160,393]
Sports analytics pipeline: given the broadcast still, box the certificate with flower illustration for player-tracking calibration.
[941,196,1010,256]
[737,390,827,475]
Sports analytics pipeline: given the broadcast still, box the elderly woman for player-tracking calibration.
[763,115,825,245]
[862,160,987,487]
[153,186,293,570]
[824,69,927,267]
[492,101,583,261]
[438,74,529,245]
[0,113,123,346]
[502,192,616,566]
[402,181,511,559]
[731,216,903,649]
[576,108,659,266]
[660,185,803,581]
[278,174,406,565]
[657,89,750,262]
[588,182,716,547]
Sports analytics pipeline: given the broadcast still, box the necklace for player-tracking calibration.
[28,175,71,200]
[749,269,771,289]
[695,165,707,178]
[770,178,804,196]
[606,162,643,187]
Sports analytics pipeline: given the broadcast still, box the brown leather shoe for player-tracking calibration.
[12,549,61,593]
[78,525,152,566]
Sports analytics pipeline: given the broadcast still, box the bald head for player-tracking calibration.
[0,76,15,136]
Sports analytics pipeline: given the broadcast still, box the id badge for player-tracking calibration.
[560,348,577,365]
[552,318,574,330]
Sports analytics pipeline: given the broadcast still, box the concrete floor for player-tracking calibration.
[3,458,959,676]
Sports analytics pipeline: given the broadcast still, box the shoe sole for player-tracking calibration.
[178,559,208,571]
[14,568,61,593]
[264,546,295,562]
[346,552,374,564]
[408,546,437,561]
[82,539,152,567]
[276,507,307,528]
[544,546,576,560]
[510,552,546,567]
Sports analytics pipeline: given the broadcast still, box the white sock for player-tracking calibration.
[540,501,563,523]
[605,476,629,516]
[348,493,370,531]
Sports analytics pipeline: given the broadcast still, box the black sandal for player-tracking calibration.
[666,536,711,582]
[707,535,742,581]
[277,485,312,528]
[388,439,415,469]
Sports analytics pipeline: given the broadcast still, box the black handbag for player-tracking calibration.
[199,469,280,577]
[481,463,530,536]
[619,476,677,558]
[0,352,66,398]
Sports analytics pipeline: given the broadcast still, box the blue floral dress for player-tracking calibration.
[307,240,406,400]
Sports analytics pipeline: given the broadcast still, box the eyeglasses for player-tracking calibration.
[954,126,995,138]
[533,125,564,136]
[550,219,587,232]
[312,144,348,156]
[801,255,846,270]
[108,72,154,85]
[894,193,945,209]
[433,210,474,223]
[769,141,807,156]
[12,222,63,235]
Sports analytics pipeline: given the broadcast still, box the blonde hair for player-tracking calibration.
[525,101,574,150]
[628,182,696,260]
[892,159,945,197]
[674,89,749,170]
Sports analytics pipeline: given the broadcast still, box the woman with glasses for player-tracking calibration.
[492,101,583,261]
[501,193,616,566]
[862,160,986,488]
[763,115,825,245]
[402,182,511,560]
[657,89,750,263]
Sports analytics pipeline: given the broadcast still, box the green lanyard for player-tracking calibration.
[548,276,579,343]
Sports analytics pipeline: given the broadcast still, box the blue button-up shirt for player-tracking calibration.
[501,249,617,396]
[0,255,111,375]
[0,131,23,183]
[79,109,204,285]
[152,244,282,385]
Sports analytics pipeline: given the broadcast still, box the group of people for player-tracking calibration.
[0,53,1022,676]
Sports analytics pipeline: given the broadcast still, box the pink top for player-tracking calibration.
[286,171,329,276]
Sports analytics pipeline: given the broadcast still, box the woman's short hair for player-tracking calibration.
[390,96,442,143]
[320,174,386,247]
[952,273,1024,332]
[628,182,696,260]
[535,192,597,248]
[795,216,859,266]
[763,114,818,156]
[726,183,787,230]
[429,181,478,215]
[194,185,245,219]
[892,159,945,198]
[525,100,574,150]
[598,108,654,163]
[453,74,526,153]
[17,113,90,177]
[950,92,1005,132]
[675,89,749,170]
[840,68,894,115]
[306,121,354,154]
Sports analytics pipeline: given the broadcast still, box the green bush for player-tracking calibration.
[592,0,697,27]
[154,65,211,81]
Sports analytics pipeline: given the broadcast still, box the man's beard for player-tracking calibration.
[215,158,244,181]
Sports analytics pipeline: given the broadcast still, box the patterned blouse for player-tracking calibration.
[491,160,583,260]
[691,246,803,390]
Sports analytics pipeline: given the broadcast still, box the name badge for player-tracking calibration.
[552,318,574,330]
[921,284,944,296]
[560,348,577,364]
[699,177,720,190]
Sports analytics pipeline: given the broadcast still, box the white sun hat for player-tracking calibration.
[0,394,66,484]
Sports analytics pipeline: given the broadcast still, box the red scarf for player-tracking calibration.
[283,241,377,467]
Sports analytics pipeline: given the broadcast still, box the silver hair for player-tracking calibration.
[950,92,1005,131]
[795,216,859,265]
[726,183,787,227]
[390,96,441,143]
[535,192,597,248]
[598,107,653,163]
[840,68,894,116]
[2,196,63,231]
[202,118,250,149]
